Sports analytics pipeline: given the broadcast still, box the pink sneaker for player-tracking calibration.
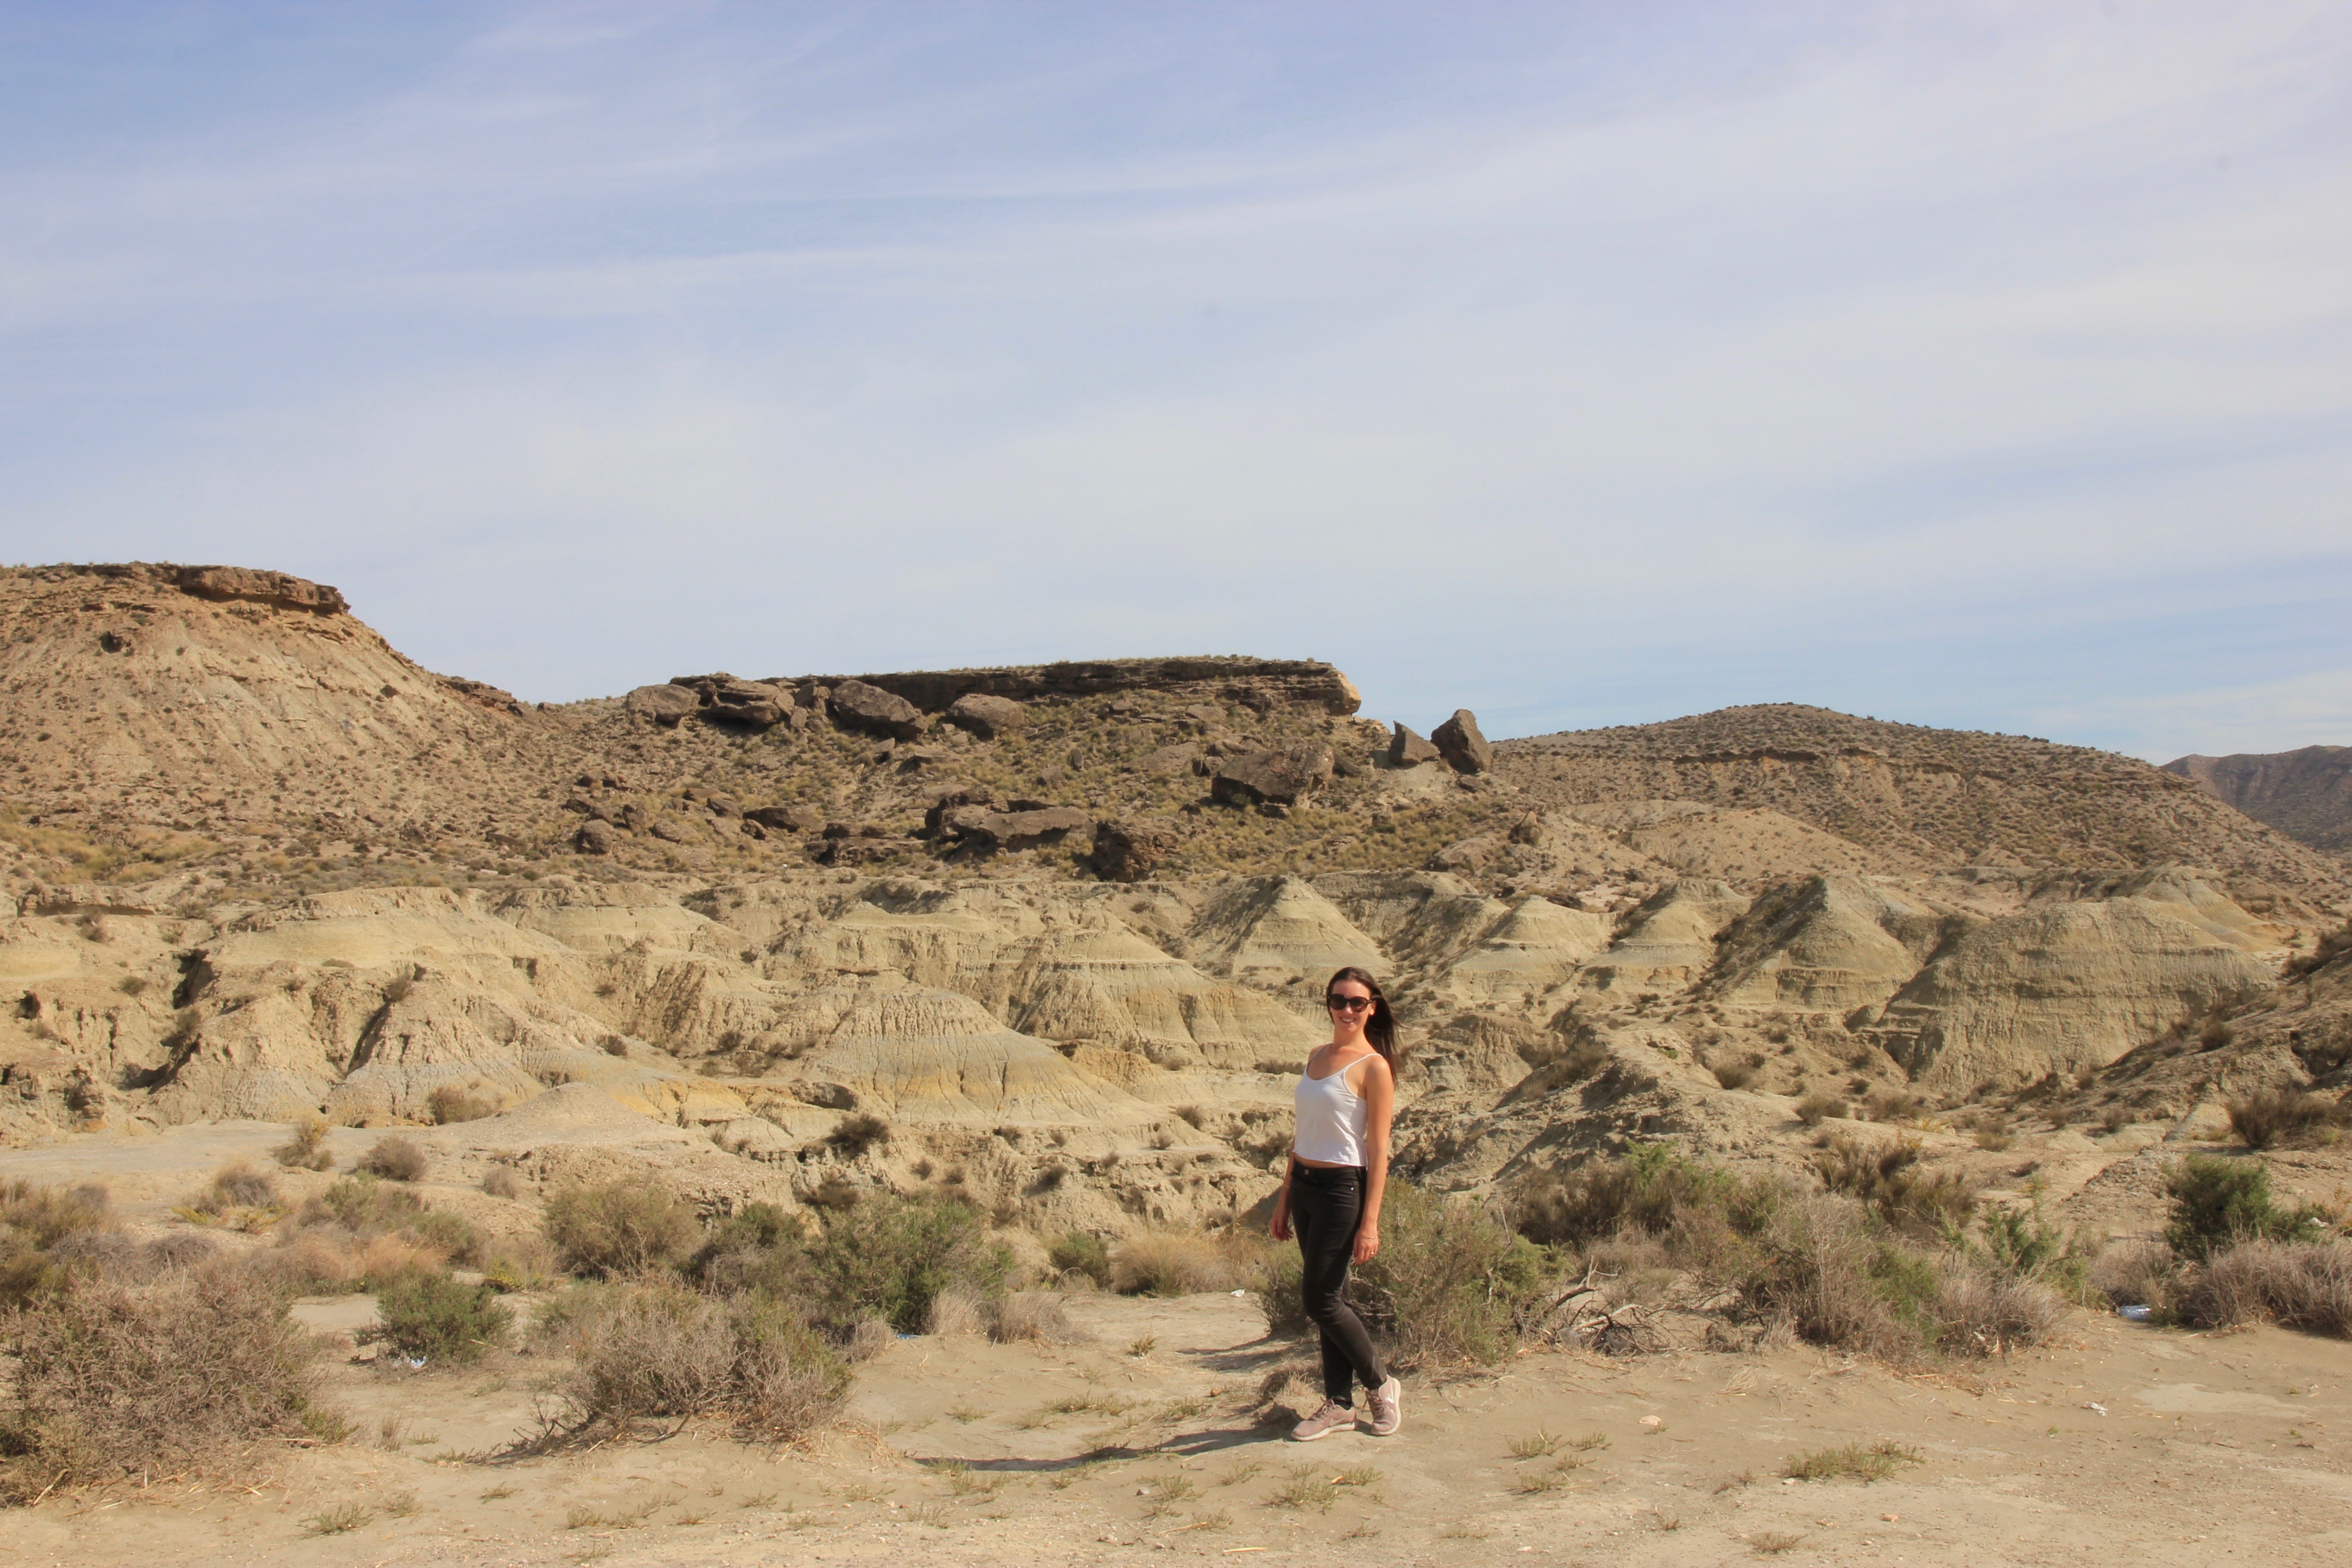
[1290,1400,1354,1441]
[1365,1377,1402,1436]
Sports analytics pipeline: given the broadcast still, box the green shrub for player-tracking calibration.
[809,1191,1010,1333]
[1351,1182,1553,1368]
[543,1181,702,1278]
[2164,1155,2327,1263]
[364,1272,513,1364]
[825,1113,890,1157]
[1047,1230,1112,1287]
[691,1203,818,1298]
[405,1209,484,1268]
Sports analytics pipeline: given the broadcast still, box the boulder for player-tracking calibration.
[943,692,1027,740]
[1387,725,1441,768]
[1431,709,1493,774]
[1095,818,1178,882]
[702,792,741,818]
[828,678,925,741]
[575,819,617,855]
[1210,744,1335,808]
[624,684,701,727]
[748,803,823,834]
[947,807,1094,852]
[702,679,790,730]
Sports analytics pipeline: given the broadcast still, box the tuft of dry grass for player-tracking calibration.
[1784,1441,1924,1482]
[988,1290,1085,1345]
[2177,1240,2352,1336]
[1111,1231,1254,1296]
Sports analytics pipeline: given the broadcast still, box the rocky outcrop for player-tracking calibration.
[169,565,349,616]
[1094,818,1177,882]
[826,678,926,741]
[784,657,1361,716]
[943,692,1026,739]
[1432,710,1493,774]
[1387,725,1441,768]
[1211,744,1335,808]
[624,683,702,726]
[941,806,1094,853]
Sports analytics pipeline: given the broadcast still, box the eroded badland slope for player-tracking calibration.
[8,562,2352,1567]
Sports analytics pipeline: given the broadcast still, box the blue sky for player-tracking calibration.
[3,2,2347,760]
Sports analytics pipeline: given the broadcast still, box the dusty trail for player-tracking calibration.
[5,1290,2347,1568]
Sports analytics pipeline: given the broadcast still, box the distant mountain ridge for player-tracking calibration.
[2163,745,2352,856]
[1497,704,2345,904]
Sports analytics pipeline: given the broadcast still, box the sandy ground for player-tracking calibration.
[5,1279,2350,1568]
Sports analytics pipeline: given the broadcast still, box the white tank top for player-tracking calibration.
[1293,1053,1370,1166]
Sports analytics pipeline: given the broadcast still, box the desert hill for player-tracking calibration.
[2,561,2348,1249]
[1499,703,2341,903]
[2163,744,2352,855]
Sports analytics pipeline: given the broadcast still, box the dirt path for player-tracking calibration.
[7,1290,2349,1567]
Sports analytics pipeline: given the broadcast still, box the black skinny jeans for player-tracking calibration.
[1289,1165,1389,1407]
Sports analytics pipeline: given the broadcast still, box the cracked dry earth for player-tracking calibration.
[4,1291,2348,1568]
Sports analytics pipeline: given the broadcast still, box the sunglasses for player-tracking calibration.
[1325,995,1374,1013]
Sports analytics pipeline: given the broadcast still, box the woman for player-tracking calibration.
[1269,965,1402,1440]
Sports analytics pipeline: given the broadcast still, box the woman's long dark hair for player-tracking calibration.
[1326,965,1401,1078]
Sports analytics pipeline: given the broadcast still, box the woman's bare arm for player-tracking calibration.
[1270,1152,1297,1240]
[1353,1056,1395,1263]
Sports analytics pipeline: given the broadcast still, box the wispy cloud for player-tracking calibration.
[1,1,2347,759]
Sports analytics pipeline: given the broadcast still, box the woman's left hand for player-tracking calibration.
[1352,1223,1380,1264]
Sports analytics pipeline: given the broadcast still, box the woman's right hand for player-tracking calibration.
[1269,1206,1292,1242]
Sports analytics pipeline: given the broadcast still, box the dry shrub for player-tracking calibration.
[825,1113,891,1157]
[1111,1232,1251,1296]
[540,1280,847,1444]
[1712,1062,1756,1091]
[480,1235,562,1293]
[2226,1088,2345,1151]
[0,1261,331,1494]
[1931,1262,2068,1354]
[845,1317,897,1363]
[1,1181,114,1308]
[987,1290,1085,1345]
[543,1180,702,1278]
[2085,1239,2180,1310]
[1795,1093,1847,1127]
[176,1163,284,1230]
[1811,1136,1976,1235]
[2177,1241,2352,1336]
[357,1136,429,1183]
[272,1116,335,1171]
[480,1167,527,1200]
[427,1084,499,1125]
[924,1286,985,1337]
[1512,1143,1740,1248]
